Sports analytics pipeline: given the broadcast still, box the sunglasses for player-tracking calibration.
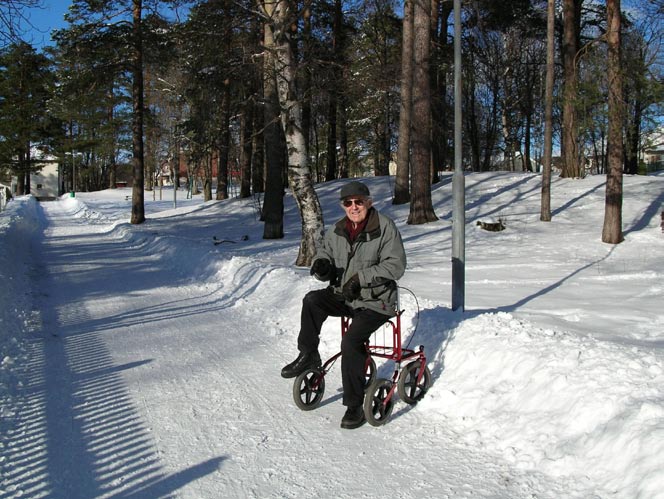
[342,198,366,208]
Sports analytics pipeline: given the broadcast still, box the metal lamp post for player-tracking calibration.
[451,0,465,312]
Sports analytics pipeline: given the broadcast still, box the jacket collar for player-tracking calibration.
[334,207,381,242]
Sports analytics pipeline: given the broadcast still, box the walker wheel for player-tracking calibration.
[364,357,377,391]
[363,378,395,426]
[293,368,326,411]
[397,361,431,405]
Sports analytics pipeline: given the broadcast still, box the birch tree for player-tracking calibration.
[262,0,324,266]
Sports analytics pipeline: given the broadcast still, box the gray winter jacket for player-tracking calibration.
[314,207,407,316]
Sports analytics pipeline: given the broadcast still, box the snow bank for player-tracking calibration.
[422,312,664,498]
[0,196,44,436]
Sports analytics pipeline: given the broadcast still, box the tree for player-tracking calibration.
[173,0,244,201]
[261,6,285,240]
[130,0,145,224]
[601,0,624,244]
[238,14,261,199]
[0,0,41,48]
[349,1,401,178]
[0,42,52,194]
[49,9,132,193]
[622,15,664,175]
[53,0,154,222]
[394,0,414,205]
[463,21,502,172]
[561,0,582,178]
[541,0,555,222]
[263,0,324,266]
[408,0,437,225]
[216,80,232,200]
[430,0,454,180]
[324,0,345,182]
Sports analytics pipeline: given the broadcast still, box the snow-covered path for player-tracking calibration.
[3,172,663,499]
[6,198,564,499]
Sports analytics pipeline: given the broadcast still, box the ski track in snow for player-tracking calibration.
[1,172,663,498]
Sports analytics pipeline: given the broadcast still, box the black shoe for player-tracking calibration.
[281,351,321,379]
[340,406,366,429]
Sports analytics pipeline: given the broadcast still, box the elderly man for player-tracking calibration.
[281,180,407,429]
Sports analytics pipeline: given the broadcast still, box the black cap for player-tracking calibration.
[339,181,370,200]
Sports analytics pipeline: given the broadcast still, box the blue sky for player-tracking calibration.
[22,1,192,49]
[24,0,71,47]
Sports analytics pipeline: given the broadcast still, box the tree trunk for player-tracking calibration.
[16,149,26,195]
[524,111,532,172]
[541,0,555,222]
[109,158,117,189]
[262,9,285,240]
[394,0,414,205]
[268,0,324,265]
[240,95,254,198]
[107,92,116,189]
[408,0,438,225]
[625,100,641,175]
[602,0,624,244]
[25,146,32,194]
[252,125,265,194]
[301,0,312,159]
[216,81,231,200]
[338,89,349,179]
[430,0,452,182]
[324,0,344,182]
[465,76,480,172]
[130,0,145,224]
[203,153,213,201]
[561,0,581,178]
[325,88,337,181]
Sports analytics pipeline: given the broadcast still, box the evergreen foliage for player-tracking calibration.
[0,42,52,192]
[0,0,661,237]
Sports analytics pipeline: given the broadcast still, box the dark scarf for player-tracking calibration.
[345,216,369,242]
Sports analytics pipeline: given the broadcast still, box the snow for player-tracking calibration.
[1,172,663,499]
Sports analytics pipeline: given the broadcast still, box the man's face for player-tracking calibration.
[342,197,372,225]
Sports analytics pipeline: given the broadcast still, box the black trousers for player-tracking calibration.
[298,288,389,407]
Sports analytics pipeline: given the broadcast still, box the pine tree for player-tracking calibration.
[0,42,52,194]
[408,0,437,224]
[602,0,624,244]
[394,0,414,205]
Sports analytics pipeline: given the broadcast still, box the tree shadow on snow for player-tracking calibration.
[2,328,229,499]
[397,305,464,386]
[1,326,229,499]
[0,211,228,499]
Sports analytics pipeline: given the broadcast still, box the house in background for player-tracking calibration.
[642,128,664,174]
[11,149,60,200]
[30,155,60,200]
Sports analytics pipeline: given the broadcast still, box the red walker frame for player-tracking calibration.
[292,287,431,426]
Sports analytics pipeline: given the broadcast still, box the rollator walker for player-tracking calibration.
[292,283,431,426]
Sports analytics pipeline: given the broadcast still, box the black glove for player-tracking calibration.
[310,258,334,282]
[342,274,362,301]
